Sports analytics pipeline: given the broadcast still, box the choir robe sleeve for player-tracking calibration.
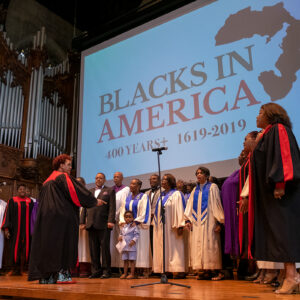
[0,200,7,229]
[119,198,126,225]
[264,124,300,184]
[62,174,97,208]
[1,199,13,231]
[135,194,150,228]
[171,191,186,228]
[210,184,225,224]
[184,188,196,222]
[116,187,130,219]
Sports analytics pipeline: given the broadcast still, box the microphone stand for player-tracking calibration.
[131,149,190,288]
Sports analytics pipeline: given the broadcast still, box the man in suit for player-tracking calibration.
[80,172,116,279]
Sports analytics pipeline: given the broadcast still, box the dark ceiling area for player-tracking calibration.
[36,0,196,51]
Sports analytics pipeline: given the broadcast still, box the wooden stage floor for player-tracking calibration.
[0,275,297,300]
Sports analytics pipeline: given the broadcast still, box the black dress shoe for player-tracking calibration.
[245,271,260,281]
[101,273,111,279]
[89,272,101,279]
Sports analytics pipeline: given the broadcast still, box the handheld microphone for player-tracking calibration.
[152,147,168,152]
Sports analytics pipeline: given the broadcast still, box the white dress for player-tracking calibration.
[184,183,224,270]
[153,190,186,273]
[119,192,151,268]
[110,186,130,268]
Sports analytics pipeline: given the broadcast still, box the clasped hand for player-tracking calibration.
[274,188,285,199]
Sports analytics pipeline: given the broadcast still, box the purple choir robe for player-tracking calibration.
[221,169,239,256]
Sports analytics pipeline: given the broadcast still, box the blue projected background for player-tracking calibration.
[79,0,300,184]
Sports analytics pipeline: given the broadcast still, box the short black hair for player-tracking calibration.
[195,166,210,177]
[76,177,86,185]
[132,178,142,188]
[17,184,26,190]
[163,173,177,189]
[124,210,134,218]
[96,172,106,179]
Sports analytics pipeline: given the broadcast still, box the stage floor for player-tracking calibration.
[0,275,295,300]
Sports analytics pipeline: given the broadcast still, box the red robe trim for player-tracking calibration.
[44,171,81,207]
[43,170,62,185]
[278,124,294,182]
[248,158,254,259]
[12,197,31,263]
[65,175,81,207]
[15,198,21,263]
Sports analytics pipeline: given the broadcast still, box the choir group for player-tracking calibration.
[0,103,299,295]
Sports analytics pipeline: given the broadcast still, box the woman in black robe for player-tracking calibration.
[1,184,34,275]
[28,154,99,284]
[250,103,300,294]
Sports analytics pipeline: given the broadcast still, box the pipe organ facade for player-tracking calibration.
[0,25,79,200]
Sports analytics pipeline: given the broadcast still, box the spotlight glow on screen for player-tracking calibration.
[78,0,300,185]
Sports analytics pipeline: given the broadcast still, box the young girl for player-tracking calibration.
[119,210,140,279]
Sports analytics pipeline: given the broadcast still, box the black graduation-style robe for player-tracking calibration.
[1,197,34,265]
[28,171,97,281]
[250,123,300,262]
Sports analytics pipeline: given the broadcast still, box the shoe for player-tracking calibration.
[275,277,300,294]
[244,271,260,281]
[126,274,135,279]
[39,278,49,284]
[263,270,278,284]
[120,274,127,279]
[47,274,57,284]
[101,272,111,279]
[89,272,101,279]
[6,270,21,276]
[253,269,265,284]
[197,271,212,280]
[271,281,281,288]
[57,270,76,284]
[39,274,57,284]
[211,272,225,281]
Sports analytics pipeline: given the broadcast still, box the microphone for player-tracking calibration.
[0,182,6,186]
[152,147,168,152]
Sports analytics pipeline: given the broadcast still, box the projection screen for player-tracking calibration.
[78,0,300,187]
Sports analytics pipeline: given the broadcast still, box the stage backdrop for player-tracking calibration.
[78,0,300,186]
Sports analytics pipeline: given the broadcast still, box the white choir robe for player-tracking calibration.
[153,190,186,273]
[110,186,130,268]
[184,183,224,270]
[119,193,151,268]
[257,261,300,269]
[0,200,7,268]
[78,207,90,262]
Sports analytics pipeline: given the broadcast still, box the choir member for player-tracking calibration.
[184,167,224,280]
[28,154,99,284]
[110,172,130,269]
[250,103,300,294]
[1,184,34,276]
[153,174,186,277]
[119,179,151,277]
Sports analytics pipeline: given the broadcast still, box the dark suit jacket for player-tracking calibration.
[80,186,116,230]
